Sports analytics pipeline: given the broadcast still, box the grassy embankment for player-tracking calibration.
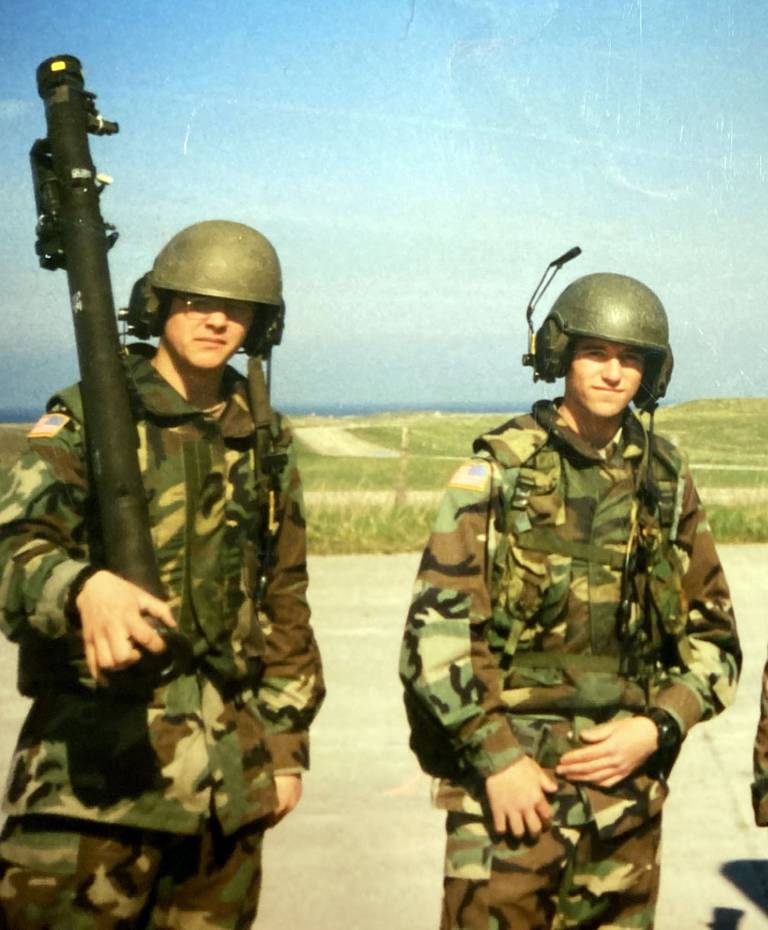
[1,398,766,553]
[292,398,768,553]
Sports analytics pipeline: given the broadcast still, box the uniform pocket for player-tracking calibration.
[511,462,564,528]
[646,542,688,639]
[494,546,571,629]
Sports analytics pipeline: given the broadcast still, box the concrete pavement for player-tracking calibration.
[257,546,768,930]
[0,546,765,928]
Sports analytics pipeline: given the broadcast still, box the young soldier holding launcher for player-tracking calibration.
[0,221,324,929]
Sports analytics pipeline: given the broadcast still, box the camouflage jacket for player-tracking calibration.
[0,349,324,835]
[752,659,768,825]
[401,401,740,837]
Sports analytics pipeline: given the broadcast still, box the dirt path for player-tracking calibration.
[304,489,440,507]
[698,487,768,505]
[294,426,399,458]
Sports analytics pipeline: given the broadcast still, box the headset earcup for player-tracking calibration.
[656,347,674,400]
[636,348,674,411]
[535,318,571,382]
[242,301,285,356]
[125,274,166,340]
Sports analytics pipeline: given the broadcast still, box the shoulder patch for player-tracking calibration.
[448,460,491,492]
[27,412,71,439]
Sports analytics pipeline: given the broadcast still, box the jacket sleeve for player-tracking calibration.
[0,411,92,642]
[400,458,525,779]
[256,425,325,773]
[649,469,741,735]
[752,654,768,825]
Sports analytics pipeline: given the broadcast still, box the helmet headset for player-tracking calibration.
[123,220,285,358]
[522,250,673,413]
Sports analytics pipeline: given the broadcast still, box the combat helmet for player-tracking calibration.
[125,220,284,356]
[530,272,673,411]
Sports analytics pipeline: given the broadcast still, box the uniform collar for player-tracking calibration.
[532,399,646,463]
[124,344,255,439]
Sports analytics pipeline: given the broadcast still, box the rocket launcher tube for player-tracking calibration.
[32,54,192,679]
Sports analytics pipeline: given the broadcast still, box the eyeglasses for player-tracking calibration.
[177,293,255,321]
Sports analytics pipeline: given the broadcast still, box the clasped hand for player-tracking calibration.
[487,717,659,841]
[555,717,659,788]
[75,569,177,685]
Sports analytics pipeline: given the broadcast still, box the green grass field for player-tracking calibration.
[291,398,768,493]
[293,399,768,551]
[2,398,767,552]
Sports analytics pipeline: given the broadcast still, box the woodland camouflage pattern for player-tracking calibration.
[0,813,264,929]
[442,808,662,929]
[401,400,740,928]
[0,347,324,836]
[752,658,768,825]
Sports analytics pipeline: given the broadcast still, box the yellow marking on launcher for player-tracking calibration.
[448,461,490,493]
[28,413,71,439]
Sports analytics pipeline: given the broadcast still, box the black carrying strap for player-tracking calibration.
[247,356,289,607]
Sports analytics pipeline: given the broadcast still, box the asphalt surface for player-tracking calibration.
[0,546,765,929]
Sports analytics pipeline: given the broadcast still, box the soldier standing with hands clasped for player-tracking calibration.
[401,268,741,929]
[0,221,324,928]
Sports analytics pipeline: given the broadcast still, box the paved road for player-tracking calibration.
[294,426,400,458]
[0,546,765,928]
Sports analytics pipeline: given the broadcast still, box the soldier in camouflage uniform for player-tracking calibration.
[0,220,325,928]
[400,273,740,930]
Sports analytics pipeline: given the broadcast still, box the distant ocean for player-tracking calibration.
[279,402,522,417]
[0,402,523,423]
[0,407,41,424]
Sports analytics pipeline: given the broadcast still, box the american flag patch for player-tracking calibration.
[28,413,70,438]
[448,461,490,492]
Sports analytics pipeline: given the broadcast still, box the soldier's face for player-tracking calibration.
[564,338,644,420]
[160,292,255,373]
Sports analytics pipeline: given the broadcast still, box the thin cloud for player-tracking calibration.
[604,161,685,201]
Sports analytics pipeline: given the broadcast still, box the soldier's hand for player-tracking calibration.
[485,756,557,840]
[75,569,177,685]
[266,774,303,829]
[555,717,659,787]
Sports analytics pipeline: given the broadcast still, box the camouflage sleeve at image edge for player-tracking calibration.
[255,423,325,774]
[647,467,741,736]
[0,408,91,643]
[752,656,768,825]
[399,456,525,780]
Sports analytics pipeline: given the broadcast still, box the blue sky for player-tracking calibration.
[1,0,767,412]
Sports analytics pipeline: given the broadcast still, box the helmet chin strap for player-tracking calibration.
[246,352,289,608]
[636,403,661,512]
[247,355,273,431]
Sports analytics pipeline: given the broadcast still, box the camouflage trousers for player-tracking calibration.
[441,809,662,930]
[0,813,264,930]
